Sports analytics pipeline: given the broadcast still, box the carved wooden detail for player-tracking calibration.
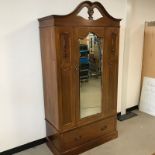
[38,1,121,27]
[88,7,94,20]
[71,1,120,21]
[107,29,119,66]
[60,33,70,60]
[111,32,117,53]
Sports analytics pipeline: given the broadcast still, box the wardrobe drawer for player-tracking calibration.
[62,117,115,149]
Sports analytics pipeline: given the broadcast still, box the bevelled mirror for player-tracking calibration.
[79,33,103,118]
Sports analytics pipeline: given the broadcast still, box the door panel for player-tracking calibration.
[75,27,119,124]
[104,28,119,117]
[75,27,106,125]
[56,27,76,131]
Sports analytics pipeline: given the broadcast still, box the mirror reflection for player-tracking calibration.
[79,33,103,118]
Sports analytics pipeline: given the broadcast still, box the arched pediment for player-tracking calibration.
[39,1,121,27]
[69,1,121,21]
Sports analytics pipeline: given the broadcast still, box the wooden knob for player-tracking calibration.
[74,135,82,141]
[75,65,79,71]
[101,125,107,131]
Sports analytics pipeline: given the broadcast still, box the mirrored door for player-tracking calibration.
[78,32,103,119]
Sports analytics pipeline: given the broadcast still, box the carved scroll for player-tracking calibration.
[60,32,70,61]
[111,32,117,53]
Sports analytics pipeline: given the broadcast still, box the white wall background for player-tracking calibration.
[124,0,155,109]
[2,0,150,152]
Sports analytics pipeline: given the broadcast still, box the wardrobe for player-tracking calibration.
[38,1,121,155]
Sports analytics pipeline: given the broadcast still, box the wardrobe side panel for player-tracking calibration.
[55,27,76,131]
[104,27,119,117]
[40,27,59,129]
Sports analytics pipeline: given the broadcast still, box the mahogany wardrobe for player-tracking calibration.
[38,1,121,155]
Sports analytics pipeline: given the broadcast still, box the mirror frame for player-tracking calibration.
[75,28,106,125]
[79,32,103,119]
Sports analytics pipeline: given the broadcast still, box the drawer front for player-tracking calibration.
[62,117,116,150]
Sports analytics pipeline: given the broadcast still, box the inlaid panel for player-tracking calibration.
[104,28,119,116]
[61,66,73,125]
[60,32,70,62]
[57,27,75,131]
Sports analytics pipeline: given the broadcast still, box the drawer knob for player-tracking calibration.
[74,137,78,141]
[101,125,107,131]
[74,135,82,141]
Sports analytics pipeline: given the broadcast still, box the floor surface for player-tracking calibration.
[14,111,155,155]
